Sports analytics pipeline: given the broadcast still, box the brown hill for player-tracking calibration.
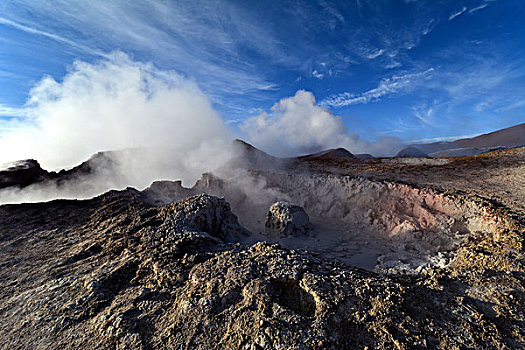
[413,122,525,155]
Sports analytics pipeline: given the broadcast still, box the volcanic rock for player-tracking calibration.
[1,145,525,349]
[0,185,523,349]
[0,159,48,188]
[265,202,312,236]
[355,153,374,159]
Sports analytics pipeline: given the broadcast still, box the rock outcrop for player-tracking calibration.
[265,202,312,236]
[0,159,48,189]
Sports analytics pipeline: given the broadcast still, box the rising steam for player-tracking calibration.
[0,51,231,171]
[0,52,403,204]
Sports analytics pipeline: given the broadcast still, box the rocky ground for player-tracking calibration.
[0,147,524,349]
[306,147,525,217]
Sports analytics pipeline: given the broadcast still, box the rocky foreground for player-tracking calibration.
[0,148,524,349]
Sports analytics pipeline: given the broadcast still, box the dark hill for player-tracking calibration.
[396,146,429,158]
[299,147,355,160]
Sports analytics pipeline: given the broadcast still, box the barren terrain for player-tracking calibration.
[0,147,524,349]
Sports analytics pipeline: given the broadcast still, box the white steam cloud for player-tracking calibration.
[0,55,402,204]
[0,52,236,203]
[0,51,230,171]
[240,90,403,157]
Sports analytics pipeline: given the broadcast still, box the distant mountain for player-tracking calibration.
[232,139,275,160]
[299,147,355,160]
[228,139,284,169]
[230,141,358,165]
[412,122,525,156]
[355,153,374,159]
[429,146,509,158]
[396,146,429,158]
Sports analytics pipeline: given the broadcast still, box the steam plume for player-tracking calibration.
[0,54,402,204]
[0,51,231,172]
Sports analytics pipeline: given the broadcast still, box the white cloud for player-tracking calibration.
[365,48,385,59]
[321,68,434,107]
[312,70,324,79]
[240,90,403,157]
[0,104,29,118]
[469,4,488,14]
[448,7,467,21]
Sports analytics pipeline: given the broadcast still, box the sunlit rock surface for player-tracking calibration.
[265,202,312,236]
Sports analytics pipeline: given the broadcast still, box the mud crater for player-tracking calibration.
[143,171,501,274]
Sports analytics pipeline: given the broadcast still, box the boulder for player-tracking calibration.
[265,201,311,235]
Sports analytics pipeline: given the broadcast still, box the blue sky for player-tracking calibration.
[0,0,524,146]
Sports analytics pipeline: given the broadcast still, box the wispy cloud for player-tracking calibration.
[408,133,481,143]
[312,70,324,79]
[0,0,460,107]
[495,99,525,113]
[448,7,467,21]
[392,52,525,141]
[0,1,281,99]
[0,0,520,137]
[0,103,30,118]
[469,4,489,14]
[320,68,434,107]
[317,0,345,28]
[365,48,384,59]
[428,55,525,109]
[413,105,436,126]
[0,69,29,81]
[0,16,107,57]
